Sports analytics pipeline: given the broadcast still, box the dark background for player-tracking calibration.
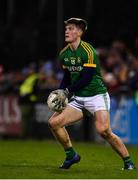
[0,0,138,70]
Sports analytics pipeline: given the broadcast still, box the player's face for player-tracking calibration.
[65,24,82,43]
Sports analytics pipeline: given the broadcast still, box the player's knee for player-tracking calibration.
[48,117,62,130]
[48,118,57,130]
[48,119,52,129]
[96,127,111,139]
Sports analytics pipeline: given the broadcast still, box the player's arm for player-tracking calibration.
[59,68,71,89]
[58,48,71,89]
[67,66,96,93]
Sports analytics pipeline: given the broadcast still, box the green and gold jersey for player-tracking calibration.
[59,40,107,97]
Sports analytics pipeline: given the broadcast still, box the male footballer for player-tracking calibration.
[48,17,136,170]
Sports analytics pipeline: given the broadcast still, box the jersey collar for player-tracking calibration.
[69,40,82,52]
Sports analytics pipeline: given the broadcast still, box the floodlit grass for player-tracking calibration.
[0,139,137,179]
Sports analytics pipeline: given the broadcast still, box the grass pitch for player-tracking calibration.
[0,140,138,179]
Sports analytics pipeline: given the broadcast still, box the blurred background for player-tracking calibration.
[0,0,138,144]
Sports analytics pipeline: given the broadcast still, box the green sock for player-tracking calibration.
[123,156,133,164]
[65,147,76,160]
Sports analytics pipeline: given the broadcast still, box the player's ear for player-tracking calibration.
[78,29,83,37]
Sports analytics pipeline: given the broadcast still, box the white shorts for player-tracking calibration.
[68,92,110,114]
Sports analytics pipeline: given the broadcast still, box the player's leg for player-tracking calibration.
[48,105,83,147]
[48,111,72,148]
[85,93,136,170]
[94,110,136,170]
[95,110,128,157]
[48,105,83,169]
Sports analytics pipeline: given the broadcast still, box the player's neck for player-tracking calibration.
[70,38,81,51]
